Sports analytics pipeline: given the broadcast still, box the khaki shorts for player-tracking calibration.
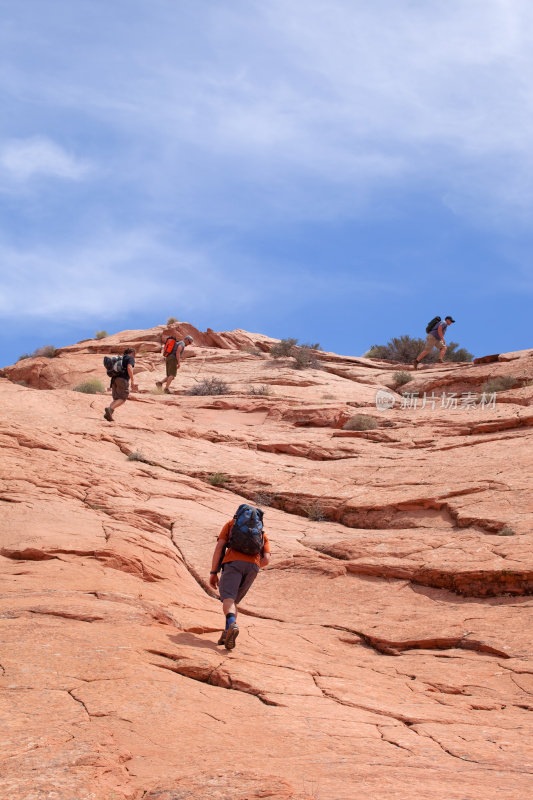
[425,334,444,351]
[166,355,178,377]
[111,377,130,400]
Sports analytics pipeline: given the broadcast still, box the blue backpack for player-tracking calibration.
[227,504,264,555]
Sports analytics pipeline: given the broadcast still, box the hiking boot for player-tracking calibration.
[104,407,114,421]
[155,381,163,389]
[164,388,172,394]
[413,359,419,370]
[224,622,239,650]
[217,630,227,646]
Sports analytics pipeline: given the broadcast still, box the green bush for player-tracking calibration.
[270,338,299,358]
[95,330,108,339]
[166,316,179,325]
[186,378,229,396]
[74,379,105,394]
[342,414,378,431]
[301,342,321,350]
[392,371,413,387]
[481,376,517,394]
[17,353,31,361]
[208,472,228,486]
[366,335,472,363]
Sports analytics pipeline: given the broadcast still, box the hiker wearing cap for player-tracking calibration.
[414,316,455,369]
[156,333,193,394]
[209,505,271,650]
[104,348,137,421]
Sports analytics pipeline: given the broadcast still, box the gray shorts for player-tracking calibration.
[424,334,444,351]
[219,561,259,604]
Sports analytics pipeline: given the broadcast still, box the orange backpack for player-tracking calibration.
[163,337,179,357]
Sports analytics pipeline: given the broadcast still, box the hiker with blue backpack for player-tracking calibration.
[209,504,271,650]
[156,333,194,394]
[103,348,137,422]
[413,315,455,369]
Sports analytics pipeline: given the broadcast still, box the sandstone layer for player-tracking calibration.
[1,324,532,800]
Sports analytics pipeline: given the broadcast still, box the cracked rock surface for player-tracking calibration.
[1,324,532,800]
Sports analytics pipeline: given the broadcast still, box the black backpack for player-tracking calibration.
[425,316,441,333]
[103,355,124,378]
[227,504,264,555]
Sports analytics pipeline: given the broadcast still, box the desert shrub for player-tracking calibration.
[128,450,149,462]
[305,501,326,521]
[243,346,265,357]
[186,378,229,396]
[95,330,107,339]
[342,414,379,431]
[166,316,179,325]
[481,376,517,394]
[292,346,321,370]
[301,342,321,350]
[496,526,516,536]
[270,338,298,358]
[32,345,56,358]
[74,379,105,394]
[248,384,272,395]
[392,371,413,387]
[366,335,472,363]
[253,491,277,507]
[208,472,228,486]
[17,353,31,361]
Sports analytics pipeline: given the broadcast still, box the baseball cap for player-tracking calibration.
[445,316,455,322]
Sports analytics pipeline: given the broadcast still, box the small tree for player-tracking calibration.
[95,330,107,339]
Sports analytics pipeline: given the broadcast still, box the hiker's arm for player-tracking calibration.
[209,539,226,588]
[259,551,270,568]
[437,324,445,344]
[127,363,137,389]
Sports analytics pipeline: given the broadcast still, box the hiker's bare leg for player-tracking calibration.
[164,375,175,390]
[415,348,430,364]
[222,598,236,617]
[109,398,126,412]
[438,345,447,363]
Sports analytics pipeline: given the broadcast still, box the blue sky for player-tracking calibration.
[1,0,532,367]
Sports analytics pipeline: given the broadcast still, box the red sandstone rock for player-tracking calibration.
[1,328,532,800]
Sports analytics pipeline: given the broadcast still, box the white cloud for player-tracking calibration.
[2,0,533,227]
[0,137,91,182]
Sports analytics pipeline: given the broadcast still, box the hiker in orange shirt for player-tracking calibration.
[209,505,271,650]
[156,333,193,394]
